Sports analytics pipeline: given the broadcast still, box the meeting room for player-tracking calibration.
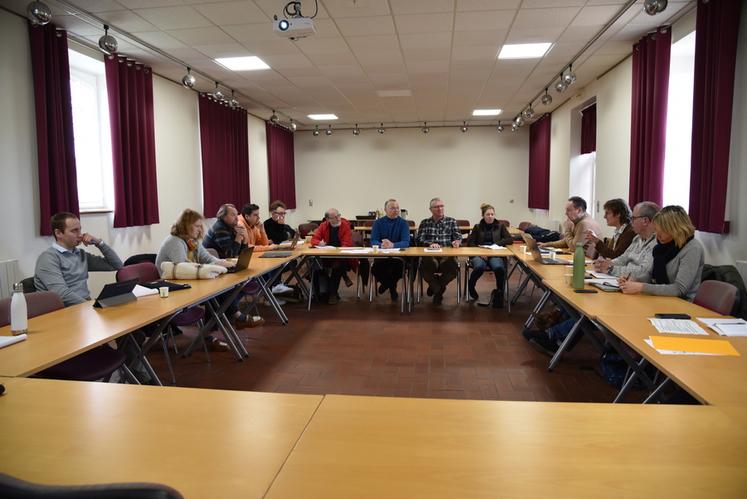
[1,0,746,497]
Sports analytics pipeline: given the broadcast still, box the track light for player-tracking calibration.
[514,115,525,127]
[643,0,667,15]
[511,122,518,132]
[229,90,239,108]
[377,123,385,134]
[290,119,297,131]
[27,1,52,26]
[181,67,196,88]
[270,110,279,123]
[562,65,576,86]
[210,82,224,101]
[496,124,504,133]
[555,80,567,93]
[522,105,534,120]
[98,25,118,56]
[421,122,429,134]
[460,121,468,133]
[353,124,360,135]
[541,88,552,106]
[312,125,319,136]
[325,124,332,136]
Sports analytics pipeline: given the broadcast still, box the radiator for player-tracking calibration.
[737,260,747,287]
[0,259,21,300]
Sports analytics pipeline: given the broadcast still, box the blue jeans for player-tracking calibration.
[468,256,506,291]
[547,318,575,343]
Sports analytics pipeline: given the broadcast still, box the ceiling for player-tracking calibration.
[4,0,694,128]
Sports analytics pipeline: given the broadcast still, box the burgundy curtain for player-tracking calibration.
[528,114,551,210]
[28,23,79,236]
[628,27,671,207]
[266,123,296,209]
[689,0,742,233]
[199,94,250,216]
[580,104,597,154]
[105,56,159,227]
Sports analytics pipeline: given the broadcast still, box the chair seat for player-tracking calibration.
[171,307,205,327]
[36,345,126,382]
[241,281,261,295]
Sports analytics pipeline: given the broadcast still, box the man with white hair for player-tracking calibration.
[310,208,357,304]
[415,197,461,305]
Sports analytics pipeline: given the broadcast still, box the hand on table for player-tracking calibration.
[381,239,394,249]
[618,277,643,294]
[451,240,461,248]
[594,258,611,273]
[429,243,441,249]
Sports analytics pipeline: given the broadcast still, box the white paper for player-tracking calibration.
[424,248,443,253]
[648,318,708,335]
[587,271,617,279]
[133,284,159,298]
[584,278,619,288]
[479,244,506,250]
[644,338,721,356]
[340,248,373,254]
[377,248,402,254]
[0,334,27,349]
[697,318,747,337]
[314,245,336,249]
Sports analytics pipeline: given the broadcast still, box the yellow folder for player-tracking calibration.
[650,335,741,356]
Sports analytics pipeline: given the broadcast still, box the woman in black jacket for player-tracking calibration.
[466,203,513,304]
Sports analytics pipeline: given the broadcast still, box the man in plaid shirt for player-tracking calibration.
[416,198,462,305]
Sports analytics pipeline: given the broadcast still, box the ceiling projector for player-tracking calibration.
[273,17,316,40]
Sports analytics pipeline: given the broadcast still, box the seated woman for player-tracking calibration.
[585,198,635,259]
[155,209,252,350]
[465,203,513,305]
[619,205,704,301]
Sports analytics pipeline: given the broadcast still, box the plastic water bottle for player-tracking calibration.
[10,282,28,335]
[572,242,585,290]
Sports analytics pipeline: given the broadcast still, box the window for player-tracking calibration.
[662,31,696,209]
[68,49,114,212]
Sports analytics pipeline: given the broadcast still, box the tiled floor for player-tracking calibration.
[148,271,626,403]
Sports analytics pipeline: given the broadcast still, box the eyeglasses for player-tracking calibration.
[273,211,286,217]
[431,204,445,209]
[631,215,648,221]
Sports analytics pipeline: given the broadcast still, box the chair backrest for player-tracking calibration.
[407,220,416,227]
[0,291,64,327]
[123,253,157,267]
[694,280,739,315]
[298,222,319,238]
[20,276,36,294]
[456,219,470,227]
[356,215,375,221]
[357,220,374,227]
[497,219,510,227]
[116,262,160,284]
[351,230,364,246]
[0,472,184,499]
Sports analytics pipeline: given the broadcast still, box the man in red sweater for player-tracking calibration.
[310,208,356,304]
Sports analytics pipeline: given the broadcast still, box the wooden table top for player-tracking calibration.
[0,377,321,499]
[265,394,747,499]
[0,254,300,377]
[300,246,514,258]
[596,314,747,406]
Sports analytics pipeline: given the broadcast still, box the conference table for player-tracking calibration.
[2,378,746,498]
[0,254,298,379]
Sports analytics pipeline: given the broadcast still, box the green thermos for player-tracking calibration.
[572,242,585,290]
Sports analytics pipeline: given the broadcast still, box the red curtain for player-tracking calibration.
[28,23,79,236]
[580,104,597,154]
[628,27,671,207]
[105,56,159,228]
[528,114,551,210]
[266,123,296,209]
[689,0,742,233]
[199,94,250,216]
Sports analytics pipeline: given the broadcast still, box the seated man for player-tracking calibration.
[34,212,123,306]
[202,203,248,258]
[239,203,277,252]
[263,200,296,244]
[523,201,661,355]
[416,197,461,305]
[310,208,356,304]
[539,196,601,258]
[371,198,410,301]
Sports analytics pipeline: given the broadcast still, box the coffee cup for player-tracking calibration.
[159,286,169,298]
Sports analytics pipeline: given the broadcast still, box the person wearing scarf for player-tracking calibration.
[465,203,513,304]
[619,206,704,301]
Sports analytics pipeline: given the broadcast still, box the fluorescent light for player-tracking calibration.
[307,114,338,120]
[498,43,553,60]
[472,109,502,116]
[215,56,270,71]
[377,89,412,97]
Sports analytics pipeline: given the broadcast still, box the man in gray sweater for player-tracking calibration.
[34,212,123,306]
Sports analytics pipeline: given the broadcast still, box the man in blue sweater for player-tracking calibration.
[370,199,410,300]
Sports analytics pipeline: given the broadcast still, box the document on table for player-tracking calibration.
[479,244,506,250]
[378,248,402,254]
[586,271,617,279]
[314,245,336,249]
[340,248,373,254]
[133,284,159,298]
[424,248,443,253]
[645,335,740,356]
[697,318,747,337]
[648,318,708,335]
[0,334,27,349]
[585,278,619,287]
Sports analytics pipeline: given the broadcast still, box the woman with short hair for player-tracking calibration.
[465,203,513,305]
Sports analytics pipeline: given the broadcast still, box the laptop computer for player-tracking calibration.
[521,234,569,265]
[260,232,300,258]
[226,246,254,273]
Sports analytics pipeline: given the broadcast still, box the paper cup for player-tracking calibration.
[520,245,527,254]
[372,245,379,252]
[159,286,169,298]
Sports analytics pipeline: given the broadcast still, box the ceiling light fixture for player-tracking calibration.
[496,124,504,133]
[514,115,525,127]
[522,105,534,120]
[563,65,577,86]
[498,42,553,60]
[377,123,385,134]
[325,124,333,136]
[312,125,319,136]
[472,109,502,117]
[98,25,118,56]
[27,1,52,26]
[555,79,567,93]
[643,0,668,16]
[511,122,518,132]
[308,114,338,120]
[210,82,224,102]
[181,67,196,88]
[460,121,468,133]
[214,56,270,71]
[541,88,552,106]
[270,110,279,123]
[229,90,239,109]
[290,119,297,132]
[353,124,360,135]
[421,122,429,134]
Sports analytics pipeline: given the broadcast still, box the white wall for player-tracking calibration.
[291,125,535,228]
[248,115,270,217]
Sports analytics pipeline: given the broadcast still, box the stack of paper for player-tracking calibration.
[378,248,402,254]
[697,318,747,337]
[648,318,707,335]
[479,244,506,250]
[585,278,619,287]
[586,271,617,279]
[0,334,27,349]
[424,248,443,253]
[314,245,336,249]
[645,335,740,356]
[340,248,373,254]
